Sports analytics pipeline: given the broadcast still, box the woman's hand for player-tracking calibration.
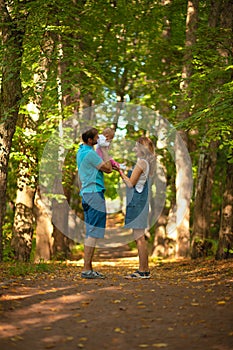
[119,159,144,188]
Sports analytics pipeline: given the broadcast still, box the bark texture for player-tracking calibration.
[0,2,26,260]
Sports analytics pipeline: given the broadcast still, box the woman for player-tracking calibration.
[119,136,156,279]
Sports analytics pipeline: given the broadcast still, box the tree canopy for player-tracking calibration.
[0,0,232,262]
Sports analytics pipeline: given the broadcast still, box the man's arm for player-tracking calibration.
[97,147,112,173]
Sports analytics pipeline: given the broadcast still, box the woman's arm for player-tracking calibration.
[119,159,145,187]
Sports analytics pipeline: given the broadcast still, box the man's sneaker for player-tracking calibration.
[81,270,106,279]
[125,270,151,279]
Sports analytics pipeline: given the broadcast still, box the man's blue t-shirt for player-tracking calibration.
[76,144,105,195]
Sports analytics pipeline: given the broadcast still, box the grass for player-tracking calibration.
[0,261,58,280]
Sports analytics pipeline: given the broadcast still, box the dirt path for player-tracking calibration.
[0,250,233,350]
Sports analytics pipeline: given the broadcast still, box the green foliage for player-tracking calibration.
[1,0,233,261]
[105,171,121,200]
[128,240,137,251]
[2,222,14,262]
[6,262,56,277]
[192,238,219,258]
[71,243,84,254]
[224,248,233,254]
[177,81,233,161]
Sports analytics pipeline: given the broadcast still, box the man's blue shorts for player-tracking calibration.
[82,191,106,238]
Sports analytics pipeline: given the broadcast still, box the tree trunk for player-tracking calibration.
[215,0,233,260]
[170,0,199,257]
[176,0,199,256]
[49,34,75,260]
[171,132,193,258]
[191,141,218,258]
[151,212,176,258]
[152,159,175,258]
[11,187,35,261]
[192,0,233,258]
[51,177,71,260]
[11,114,38,261]
[13,31,56,262]
[34,190,53,262]
[216,161,233,259]
[0,2,26,261]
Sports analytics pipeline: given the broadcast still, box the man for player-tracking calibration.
[76,127,112,279]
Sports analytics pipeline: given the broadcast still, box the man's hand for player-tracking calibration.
[98,160,112,173]
[97,147,112,173]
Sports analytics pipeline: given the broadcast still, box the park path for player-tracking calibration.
[0,250,233,350]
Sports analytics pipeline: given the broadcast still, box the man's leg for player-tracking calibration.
[83,237,96,272]
[81,192,106,278]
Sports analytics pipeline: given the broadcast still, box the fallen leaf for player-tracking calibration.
[10,336,23,341]
[114,327,125,334]
[81,300,91,307]
[65,336,74,341]
[49,308,58,312]
[152,343,168,348]
[139,344,149,348]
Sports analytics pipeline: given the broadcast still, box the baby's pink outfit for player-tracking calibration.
[96,134,120,168]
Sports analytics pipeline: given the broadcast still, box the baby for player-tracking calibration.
[96,127,124,169]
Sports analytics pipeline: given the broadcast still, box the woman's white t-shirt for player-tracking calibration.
[135,159,149,193]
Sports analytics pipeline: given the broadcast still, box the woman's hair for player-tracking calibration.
[81,127,98,143]
[137,136,156,175]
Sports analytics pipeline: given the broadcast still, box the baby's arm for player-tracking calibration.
[110,158,120,169]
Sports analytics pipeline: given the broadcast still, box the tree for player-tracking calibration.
[215,0,233,259]
[166,0,199,257]
[10,0,91,261]
[191,0,233,258]
[216,160,233,259]
[10,1,58,261]
[0,1,27,261]
[2,0,232,262]
[191,142,218,258]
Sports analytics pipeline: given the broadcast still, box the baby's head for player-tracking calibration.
[102,127,115,142]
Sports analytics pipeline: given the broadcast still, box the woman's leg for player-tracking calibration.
[133,229,149,272]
